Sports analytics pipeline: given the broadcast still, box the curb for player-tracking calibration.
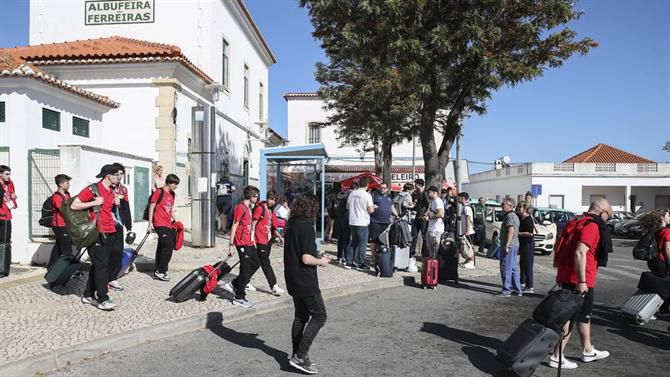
[0,277,405,377]
[0,269,46,289]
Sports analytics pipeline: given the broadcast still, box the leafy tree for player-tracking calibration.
[663,141,670,152]
[302,0,597,187]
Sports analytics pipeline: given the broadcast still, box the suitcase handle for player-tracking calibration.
[206,254,239,279]
[132,232,151,256]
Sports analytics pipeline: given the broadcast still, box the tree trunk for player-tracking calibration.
[381,131,393,185]
[373,137,383,177]
[419,95,444,188]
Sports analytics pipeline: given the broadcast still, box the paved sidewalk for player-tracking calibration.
[0,233,502,375]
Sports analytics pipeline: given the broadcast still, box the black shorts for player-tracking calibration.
[369,223,389,245]
[216,196,232,215]
[560,283,595,323]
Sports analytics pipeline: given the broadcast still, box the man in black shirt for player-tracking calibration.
[284,193,331,375]
[410,179,429,257]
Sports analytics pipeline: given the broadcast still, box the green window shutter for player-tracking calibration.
[0,102,5,122]
[72,116,89,137]
[42,108,60,131]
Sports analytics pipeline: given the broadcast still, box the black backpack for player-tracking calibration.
[632,231,658,261]
[39,192,65,228]
[532,288,585,333]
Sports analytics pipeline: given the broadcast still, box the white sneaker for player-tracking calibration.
[108,280,124,291]
[582,347,610,363]
[548,355,578,369]
[271,285,285,296]
[246,283,257,291]
[224,282,236,295]
[463,261,475,269]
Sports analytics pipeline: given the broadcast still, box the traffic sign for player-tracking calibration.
[530,184,542,197]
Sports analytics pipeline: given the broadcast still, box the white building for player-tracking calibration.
[1,0,276,263]
[463,144,670,213]
[284,92,469,185]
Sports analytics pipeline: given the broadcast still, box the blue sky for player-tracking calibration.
[2,0,668,168]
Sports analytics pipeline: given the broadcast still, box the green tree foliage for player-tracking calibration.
[663,141,670,152]
[302,0,597,187]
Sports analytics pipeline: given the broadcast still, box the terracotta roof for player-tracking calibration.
[563,143,654,164]
[0,51,119,108]
[3,36,213,84]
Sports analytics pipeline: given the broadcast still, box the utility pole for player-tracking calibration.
[455,124,462,236]
[411,133,416,182]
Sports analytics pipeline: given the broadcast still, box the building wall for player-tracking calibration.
[0,81,113,263]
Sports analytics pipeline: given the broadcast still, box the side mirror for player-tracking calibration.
[542,220,551,226]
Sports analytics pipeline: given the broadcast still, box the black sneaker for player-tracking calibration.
[289,355,318,374]
[356,264,371,271]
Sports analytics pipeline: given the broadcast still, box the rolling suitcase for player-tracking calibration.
[620,290,664,325]
[421,257,439,289]
[496,319,560,377]
[637,271,670,299]
[0,243,10,277]
[169,257,238,303]
[375,246,394,277]
[392,245,410,270]
[44,248,86,288]
[117,232,151,279]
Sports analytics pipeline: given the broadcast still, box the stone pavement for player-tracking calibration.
[0,233,502,375]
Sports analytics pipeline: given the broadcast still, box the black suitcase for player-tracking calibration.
[637,271,670,300]
[0,243,10,277]
[169,257,238,303]
[497,319,560,377]
[375,246,394,277]
[437,234,459,283]
[44,248,85,288]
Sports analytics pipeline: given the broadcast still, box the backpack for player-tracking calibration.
[532,288,584,333]
[39,192,65,228]
[60,184,100,249]
[334,191,349,219]
[632,232,658,261]
[393,192,409,218]
[142,189,174,221]
[553,217,595,268]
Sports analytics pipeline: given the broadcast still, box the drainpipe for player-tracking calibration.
[190,105,215,247]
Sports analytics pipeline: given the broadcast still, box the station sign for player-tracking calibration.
[85,0,155,25]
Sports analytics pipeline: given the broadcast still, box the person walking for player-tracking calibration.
[550,199,612,369]
[215,174,236,234]
[424,186,445,258]
[248,190,285,296]
[147,174,180,282]
[108,163,132,291]
[334,183,354,264]
[0,165,17,245]
[474,197,488,254]
[458,192,476,268]
[516,201,535,293]
[284,193,331,374]
[224,185,261,309]
[345,177,374,270]
[73,164,121,311]
[497,197,523,297]
[637,209,670,315]
[47,174,73,269]
[369,183,397,259]
[410,179,429,258]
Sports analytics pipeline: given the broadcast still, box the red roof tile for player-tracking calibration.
[0,51,119,108]
[563,143,654,164]
[3,36,213,84]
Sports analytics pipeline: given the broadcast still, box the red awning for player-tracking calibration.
[339,172,383,191]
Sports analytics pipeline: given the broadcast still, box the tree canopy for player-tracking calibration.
[302,0,597,187]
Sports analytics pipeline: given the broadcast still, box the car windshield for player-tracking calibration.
[534,210,575,224]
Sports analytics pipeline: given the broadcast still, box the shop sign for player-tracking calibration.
[85,0,155,25]
[392,173,422,182]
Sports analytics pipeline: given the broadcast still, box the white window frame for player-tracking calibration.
[221,38,230,91]
[258,82,264,121]
[243,64,249,109]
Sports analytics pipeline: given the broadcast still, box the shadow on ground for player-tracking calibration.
[591,304,670,350]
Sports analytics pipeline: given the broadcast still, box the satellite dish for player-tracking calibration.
[502,156,511,165]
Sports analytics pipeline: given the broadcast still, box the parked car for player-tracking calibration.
[607,211,635,234]
[615,217,644,239]
[533,207,577,241]
[483,201,556,255]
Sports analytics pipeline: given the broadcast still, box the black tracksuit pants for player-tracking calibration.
[291,293,327,358]
[48,227,73,269]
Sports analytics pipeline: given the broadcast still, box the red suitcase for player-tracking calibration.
[421,257,439,289]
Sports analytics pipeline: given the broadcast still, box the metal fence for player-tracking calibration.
[29,149,60,239]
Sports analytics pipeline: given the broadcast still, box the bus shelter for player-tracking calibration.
[259,144,328,245]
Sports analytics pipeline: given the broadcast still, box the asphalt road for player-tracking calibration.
[47,239,669,377]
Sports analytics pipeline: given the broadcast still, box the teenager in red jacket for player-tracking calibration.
[224,185,260,309]
[48,174,73,268]
[246,190,285,296]
[72,164,121,311]
[148,174,180,282]
[0,165,18,244]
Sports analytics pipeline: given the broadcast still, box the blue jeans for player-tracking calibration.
[410,218,428,256]
[347,225,369,266]
[499,244,522,294]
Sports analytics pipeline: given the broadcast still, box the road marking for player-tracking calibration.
[608,257,637,262]
[599,267,641,280]
[612,264,647,273]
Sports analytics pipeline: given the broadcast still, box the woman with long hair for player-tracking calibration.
[283,193,331,374]
[152,164,164,192]
[638,209,670,277]
[516,201,535,293]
